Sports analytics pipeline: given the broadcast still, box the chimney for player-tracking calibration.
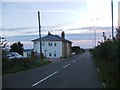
[48,31,51,35]
[61,31,65,39]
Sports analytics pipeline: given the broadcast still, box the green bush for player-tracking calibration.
[91,39,120,88]
[72,46,85,54]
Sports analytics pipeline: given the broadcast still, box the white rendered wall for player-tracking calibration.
[23,52,28,57]
[23,52,31,58]
[33,41,62,58]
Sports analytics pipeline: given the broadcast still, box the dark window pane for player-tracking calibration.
[49,53,51,56]
[55,43,56,46]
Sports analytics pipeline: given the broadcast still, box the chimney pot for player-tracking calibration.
[48,31,51,35]
[61,31,65,39]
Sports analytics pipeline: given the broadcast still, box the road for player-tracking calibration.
[2,52,103,88]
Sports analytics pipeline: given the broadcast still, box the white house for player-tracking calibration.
[23,49,34,58]
[32,31,72,58]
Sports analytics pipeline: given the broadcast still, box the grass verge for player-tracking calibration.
[93,59,117,88]
[2,58,51,75]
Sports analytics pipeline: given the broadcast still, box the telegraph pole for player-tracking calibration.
[38,11,42,60]
[89,29,96,47]
[111,0,114,40]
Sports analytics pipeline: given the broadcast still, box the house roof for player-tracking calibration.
[31,33,72,43]
[23,49,34,52]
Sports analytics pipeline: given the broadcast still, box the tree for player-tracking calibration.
[72,46,81,54]
[102,32,107,41]
[10,41,23,55]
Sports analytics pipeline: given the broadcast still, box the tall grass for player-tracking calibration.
[2,58,51,75]
[91,39,120,88]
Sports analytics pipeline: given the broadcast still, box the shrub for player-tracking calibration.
[91,39,120,88]
[2,58,51,75]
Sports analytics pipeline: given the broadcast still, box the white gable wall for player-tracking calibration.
[33,41,62,58]
[23,52,31,58]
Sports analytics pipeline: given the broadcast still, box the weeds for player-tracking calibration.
[2,58,51,75]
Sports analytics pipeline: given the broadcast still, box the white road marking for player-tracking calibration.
[32,71,58,87]
[72,60,77,63]
[63,64,71,69]
[97,68,99,72]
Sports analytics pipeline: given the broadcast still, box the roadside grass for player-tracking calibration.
[93,59,117,88]
[2,58,51,75]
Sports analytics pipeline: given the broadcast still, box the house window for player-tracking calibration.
[54,54,56,57]
[48,43,52,46]
[48,43,50,46]
[54,43,56,46]
[49,53,52,56]
[27,53,31,57]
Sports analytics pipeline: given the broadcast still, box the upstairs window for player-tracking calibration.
[54,43,56,46]
[48,43,50,46]
[48,43,52,46]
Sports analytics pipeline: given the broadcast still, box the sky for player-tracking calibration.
[0,0,120,49]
